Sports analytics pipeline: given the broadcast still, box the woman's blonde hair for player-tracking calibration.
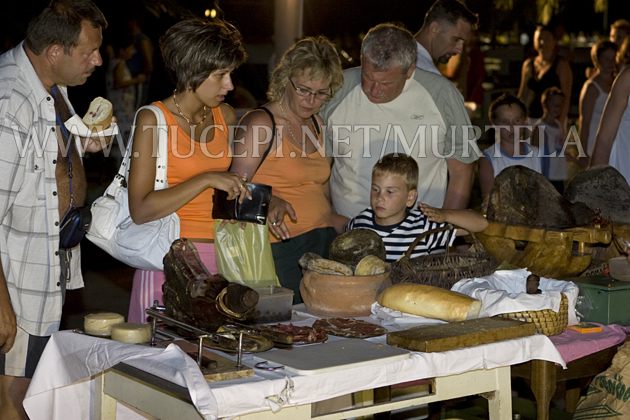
[267,36,343,102]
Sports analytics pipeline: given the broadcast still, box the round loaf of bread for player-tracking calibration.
[83,312,124,336]
[110,323,152,344]
[82,96,113,132]
[354,255,388,276]
[378,284,481,322]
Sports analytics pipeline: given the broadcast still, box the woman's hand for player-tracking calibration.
[208,172,251,203]
[267,195,297,240]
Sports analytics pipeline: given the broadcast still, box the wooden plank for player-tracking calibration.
[386,317,537,352]
[157,339,253,382]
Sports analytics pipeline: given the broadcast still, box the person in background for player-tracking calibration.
[616,35,630,72]
[347,154,488,262]
[590,65,630,186]
[0,1,108,417]
[479,94,542,202]
[517,24,572,129]
[126,15,153,107]
[610,19,630,47]
[126,18,249,323]
[413,0,478,76]
[579,40,617,161]
[533,87,567,193]
[105,30,146,162]
[229,36,344,303]
[443,29,486,110]
[322,23,478,219]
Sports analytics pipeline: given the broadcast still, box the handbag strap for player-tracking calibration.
[255,106,276,170]
[114,104,168,192]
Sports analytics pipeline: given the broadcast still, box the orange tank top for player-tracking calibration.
[252,129,333,243]
[155,101,231,240]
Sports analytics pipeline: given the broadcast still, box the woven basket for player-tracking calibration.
[390,226,498,289]
[498,293,569,336]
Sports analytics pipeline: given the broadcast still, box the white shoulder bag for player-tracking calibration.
[86,105,180,271]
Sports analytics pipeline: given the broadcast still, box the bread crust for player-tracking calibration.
[378,283,481,322]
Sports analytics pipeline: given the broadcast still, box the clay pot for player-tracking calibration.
[300,269,391,317]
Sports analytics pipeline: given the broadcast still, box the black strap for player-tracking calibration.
[51,85,76,206]
[256,106,276,168]
[310,115,321,136]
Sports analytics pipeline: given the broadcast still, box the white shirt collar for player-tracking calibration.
[415,41,441,75]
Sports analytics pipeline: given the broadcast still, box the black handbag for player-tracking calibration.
[212,183,272,224]
[59,206,92,249]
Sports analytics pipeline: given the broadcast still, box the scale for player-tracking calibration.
[145,304,272,382]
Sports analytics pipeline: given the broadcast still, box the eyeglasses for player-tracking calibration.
[289,79,331,101]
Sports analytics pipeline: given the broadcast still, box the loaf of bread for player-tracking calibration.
[110,322,152,344]
[378,284,481,322]
[83,312,124,336]
[307,258,354,276]
[82,97,113,131]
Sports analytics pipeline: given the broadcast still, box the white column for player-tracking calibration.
[273,0,303,67]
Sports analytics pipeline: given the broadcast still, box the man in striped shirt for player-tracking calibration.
[347,153,488,262]
[0,1,108,417]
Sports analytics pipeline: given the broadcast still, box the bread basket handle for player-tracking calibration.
[403,224,453,258]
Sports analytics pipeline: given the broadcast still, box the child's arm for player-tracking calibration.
[419,203,489,236]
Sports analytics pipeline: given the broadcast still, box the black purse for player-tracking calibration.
[60,206,92,249]
[212,183,272,224]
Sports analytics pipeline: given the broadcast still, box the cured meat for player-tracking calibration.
[486,166,595,228]
[257,323,328,344]
[312,318,387,338]
[163,239,258,332]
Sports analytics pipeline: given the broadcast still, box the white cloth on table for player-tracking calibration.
[451,268,580,325]
[24,316,566,419]
[23,331,218,420]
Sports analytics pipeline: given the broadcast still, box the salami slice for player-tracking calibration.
[312,318,387,338]
[258,323,328,344]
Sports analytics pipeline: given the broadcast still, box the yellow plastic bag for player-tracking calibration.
[214,221,280,287]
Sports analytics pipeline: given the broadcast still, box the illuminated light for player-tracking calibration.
[204,9,211,17]
[209,8,218,18]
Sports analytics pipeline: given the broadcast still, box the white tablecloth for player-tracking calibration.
[24,324,565,420]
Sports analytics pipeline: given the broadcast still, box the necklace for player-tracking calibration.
[278,100,300,145]
[173,90,208,125]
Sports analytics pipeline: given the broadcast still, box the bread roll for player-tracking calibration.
[354,255,388,276]
[378,284,481,322]
[83,97,113,131]
[307,258,353,276]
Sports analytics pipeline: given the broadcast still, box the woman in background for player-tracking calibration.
[517,24,572,128]
[578,40,617,160]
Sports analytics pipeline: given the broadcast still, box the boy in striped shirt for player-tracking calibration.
[347,153,488,262]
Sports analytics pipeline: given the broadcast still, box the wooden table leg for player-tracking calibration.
[530,360,557,420]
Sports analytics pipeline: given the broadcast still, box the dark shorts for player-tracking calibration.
[271,227,337,304]
[0,326,50,378]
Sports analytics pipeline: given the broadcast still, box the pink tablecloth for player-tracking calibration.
[550,324,628,364]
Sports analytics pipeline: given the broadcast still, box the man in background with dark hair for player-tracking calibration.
[414,0,478,75]
[0,1,107,417]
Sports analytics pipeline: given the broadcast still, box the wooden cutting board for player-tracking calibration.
[387,317,537,352]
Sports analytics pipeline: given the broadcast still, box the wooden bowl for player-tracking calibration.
[476,221,612,278]
[300,269,391,317]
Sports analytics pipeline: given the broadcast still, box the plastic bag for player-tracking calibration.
[214,221,280,287]
[573,341,630,418]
